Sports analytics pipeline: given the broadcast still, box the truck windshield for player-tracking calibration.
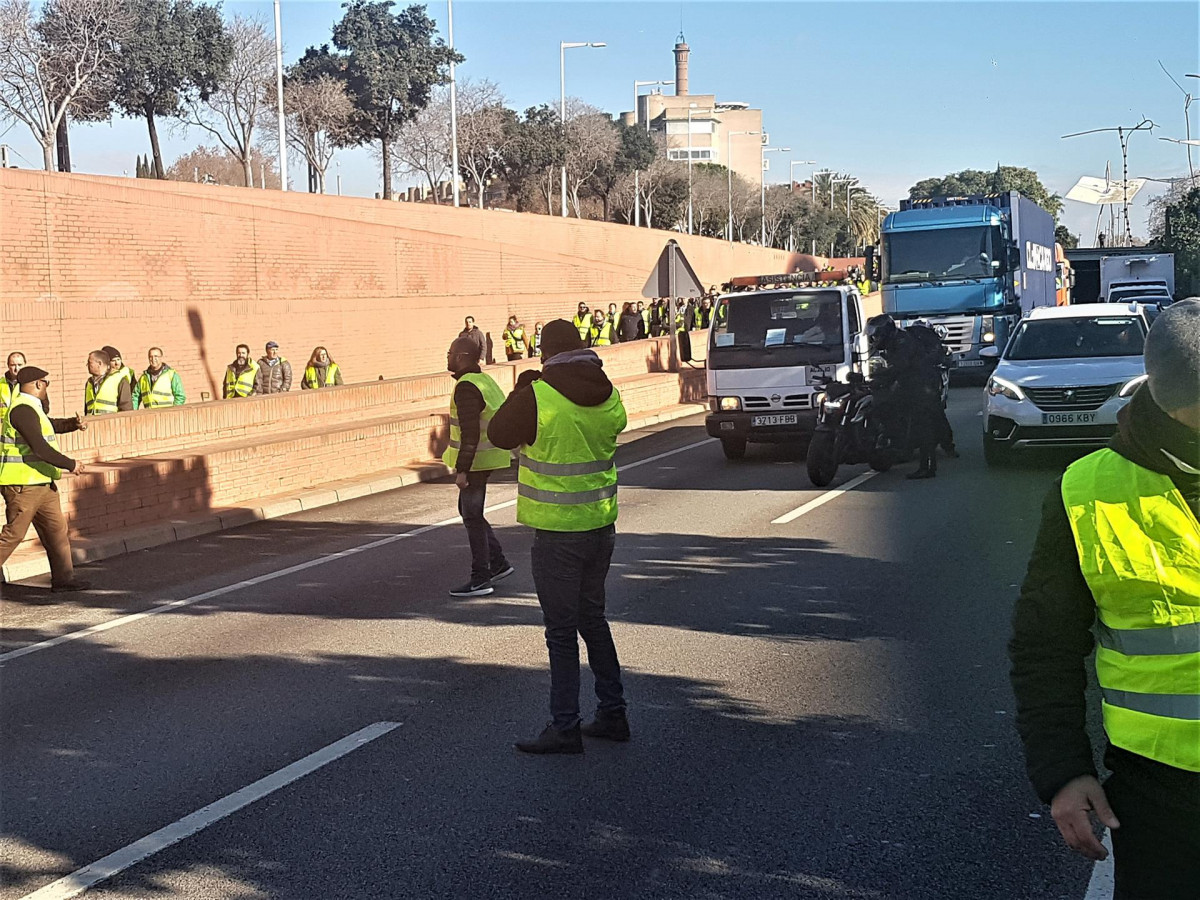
[884,226,1003,283]
[1005,317,1146,360]
[710,290,844,366]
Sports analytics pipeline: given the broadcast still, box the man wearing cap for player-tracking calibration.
[84,349,132,415]
[1010,300,1200,897]
[443,336,514,598]
[3,352,25,407]
[102,346,135,387]
[489,319,629,755]
[0,366,89,591]
[254,341,292,395]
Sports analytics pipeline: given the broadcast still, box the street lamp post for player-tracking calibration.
[560,41,605,218]
[448,0,459,207]
[761,146,790,246]
[273,0,287,190]
[633,78,673,227]
[726,130,760,242]
[788,159,815,193]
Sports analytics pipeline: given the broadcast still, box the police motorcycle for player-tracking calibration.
[805,371,887,487]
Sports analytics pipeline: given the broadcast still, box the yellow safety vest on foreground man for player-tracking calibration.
[442,372,511,472]
[1061,448,1200,772]
[0,392,62,485]
[516,379,626,532]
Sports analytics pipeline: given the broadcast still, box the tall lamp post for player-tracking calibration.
[726,130,760,242]
[448,0,459,206]
[273,0,287,190]
[788,159,815,192]
[560,41,605,217]
[761,145,790,246]
[633,78,673,227]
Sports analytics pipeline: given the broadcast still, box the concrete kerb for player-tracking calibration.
[0,401,704,584]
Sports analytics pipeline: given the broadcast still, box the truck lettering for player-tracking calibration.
[1025,241,1053,273]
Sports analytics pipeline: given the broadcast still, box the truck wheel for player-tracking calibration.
[720,438,747,461]
[983,436,1011,468]
[806,432,839,487]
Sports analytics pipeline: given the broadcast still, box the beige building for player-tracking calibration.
[621,38,766,191]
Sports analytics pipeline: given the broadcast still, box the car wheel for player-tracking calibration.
[721,437,747,461]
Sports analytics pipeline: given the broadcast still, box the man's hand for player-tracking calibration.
[73,412,87,431]
[455,472,469,490]
[69,461,87,476]
[1050,775,1119,861]
[515,369,541,390]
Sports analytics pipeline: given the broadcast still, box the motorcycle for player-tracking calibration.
[806,373,890,487]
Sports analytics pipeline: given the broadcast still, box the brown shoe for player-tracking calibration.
[515,723,583,755]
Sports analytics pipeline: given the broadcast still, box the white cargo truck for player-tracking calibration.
[1100,253,1175,303]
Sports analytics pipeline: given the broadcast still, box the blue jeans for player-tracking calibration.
[458,471,506,582]
[531,525,625,730]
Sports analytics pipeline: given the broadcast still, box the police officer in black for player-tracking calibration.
[866,315,945,479]
[906,319,958,459]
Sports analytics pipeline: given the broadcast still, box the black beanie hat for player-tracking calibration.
[540,319,583,359]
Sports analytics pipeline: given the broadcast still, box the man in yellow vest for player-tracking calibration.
[502,315,527,362]
[3,351,25,407]
[588,308,614,347]
[102,346,134,387]
[572,302,591,343]
[84,349,132,415]
[223,344,259,398]
[489,320,629,754]
[529,322,544,359]
[132,347,186,408]
[1010,300,1200,897]
[0,366,89,591]
[444,336,513,598]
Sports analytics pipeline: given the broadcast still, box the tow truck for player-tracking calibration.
[705,272,869,460]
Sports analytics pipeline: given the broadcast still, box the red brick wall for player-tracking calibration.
[1,169,797,399]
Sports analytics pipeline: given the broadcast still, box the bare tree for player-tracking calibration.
[281,74,351,194]
[729,173,757,242]
[456,78,510,208]
[564,98,617,217]
[761,184,794,249]
[182,14,273,187]
[690,165,729,237]
[166,143,280,188]
[0,0,124,171]
[391,84,451,201]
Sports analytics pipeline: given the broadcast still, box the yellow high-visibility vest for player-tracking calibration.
[137,366,178,408]
[1062,448,1200,772]
[0,392,61,485]
[84,373,122,415]
[224,361,259,398]
[442,372,511,472]
[303,363,340,389]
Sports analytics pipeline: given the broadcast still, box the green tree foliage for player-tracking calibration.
[909,166,1063,220]
[111,0,232,179]
[1054,224,1079,249]
[501,104,565,213]
[329,0,461,200]
[587,119,655,221]
[1152,186,1200,297]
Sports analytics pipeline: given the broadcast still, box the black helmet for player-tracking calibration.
[866,314,897,352]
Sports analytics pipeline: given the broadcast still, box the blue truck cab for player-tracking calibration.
[877,192,1056,374]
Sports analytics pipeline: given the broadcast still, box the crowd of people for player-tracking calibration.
[461,292,725,363]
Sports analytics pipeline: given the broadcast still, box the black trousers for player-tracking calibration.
[531,525,625,730]
[457,470,505,582]
[1106,771,1200,899]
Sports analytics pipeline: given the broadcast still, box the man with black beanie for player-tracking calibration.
[489,320,629,754]
[1009,300,1200,898]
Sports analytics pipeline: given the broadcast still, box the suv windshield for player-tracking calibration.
[1005,317,1146,360]
[711,290,844,357]
[883,225,1004,282]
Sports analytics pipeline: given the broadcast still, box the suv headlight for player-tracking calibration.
[1118,374,1148,398]
[719,396,742,411]
[986,375,1025,402]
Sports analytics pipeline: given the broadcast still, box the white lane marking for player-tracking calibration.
[1,438,711,663]
[771,471,879,525]
[19,721,400,900]
[1083,831,1114,900]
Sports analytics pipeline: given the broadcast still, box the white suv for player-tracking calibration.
[981,303,1151,465]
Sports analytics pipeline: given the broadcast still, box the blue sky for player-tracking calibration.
[4,1,1196,241]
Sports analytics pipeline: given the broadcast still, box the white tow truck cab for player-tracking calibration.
[704,273,869,460]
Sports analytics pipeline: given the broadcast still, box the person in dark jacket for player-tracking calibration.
[617,302,641,344]
[1009,301,1200,899]
[488,320,629,754]
[459,316,488,363]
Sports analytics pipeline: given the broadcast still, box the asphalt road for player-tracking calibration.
[1,389,1104,899]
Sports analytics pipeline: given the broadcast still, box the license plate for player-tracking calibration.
[954,359,986,368]
[1042,412,1098,425]
[752,414,798,427]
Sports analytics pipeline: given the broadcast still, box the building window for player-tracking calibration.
[667,148,716,162]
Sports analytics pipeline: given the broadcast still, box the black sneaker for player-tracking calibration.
[515,723,584,755]
[448,579,493,598]
[581,711,630,742]
[490,562,515,583]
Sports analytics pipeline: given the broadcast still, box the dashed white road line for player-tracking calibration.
[19,721,401,900]
[1083,831,1114,900]
[771,471,880,525]
[0,438,714,664]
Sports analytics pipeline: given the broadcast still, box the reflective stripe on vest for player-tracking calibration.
[225,362,259,398]
[138,367,176,407]
[590,323,614,346]
[1061,448,1200,772]
[85,373,122,415]
[516,379,626,532]
[0,392,61,484]
[442,372,510,472]
[573,315,590,340]
[304,363,340,389]
[1,379,14,408]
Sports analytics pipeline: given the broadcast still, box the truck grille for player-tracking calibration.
[743,396,771,410]
[743,394,813,410]
[938,320,974,355]
[1025,384,1119,411]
